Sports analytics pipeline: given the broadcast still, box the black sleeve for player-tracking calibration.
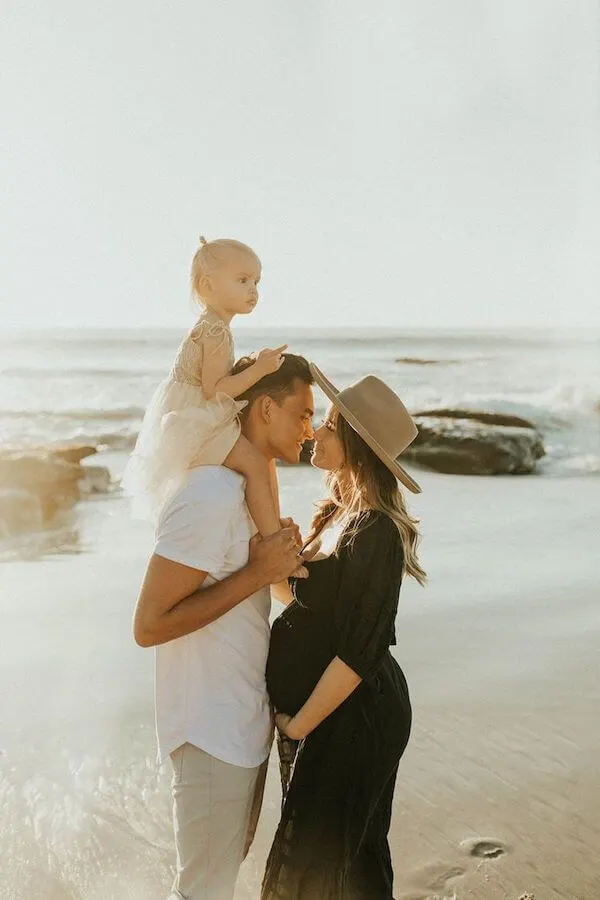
[334,512,404,681]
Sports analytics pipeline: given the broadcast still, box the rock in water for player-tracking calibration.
[0,489,44,537]
[0,452,82,524]
[46,443,98,464]
[412,408,538,430]
[405,414,545,476]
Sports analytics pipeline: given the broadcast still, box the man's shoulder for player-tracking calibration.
[154,467,248,569]
[186,466,244,497]
[161,467,245,521]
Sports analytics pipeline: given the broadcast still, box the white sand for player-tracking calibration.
[0,466,599,899]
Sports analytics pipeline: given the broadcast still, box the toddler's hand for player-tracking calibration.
[255,345,288,376]
[280,516,309,578]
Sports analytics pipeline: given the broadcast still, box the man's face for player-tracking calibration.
[267,382,315,464]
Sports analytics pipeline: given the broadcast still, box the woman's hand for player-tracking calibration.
[275,712,302,740]
[301,538,322,562]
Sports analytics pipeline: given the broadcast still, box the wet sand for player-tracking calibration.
[1,467,599,899]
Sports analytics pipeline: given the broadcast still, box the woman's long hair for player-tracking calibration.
[305,411,427,585]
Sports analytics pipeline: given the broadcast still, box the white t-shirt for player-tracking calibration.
[153,467,272,768]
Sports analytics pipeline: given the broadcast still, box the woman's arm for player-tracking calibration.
[278,515,403,740]
[279,657,362,740]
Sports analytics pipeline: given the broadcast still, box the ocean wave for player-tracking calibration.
[539,454,600,476]
[87,431,138,450]
[539,383,600,416]
[0,406,146,422]
[433,387,600,424]
[0,367,165,379]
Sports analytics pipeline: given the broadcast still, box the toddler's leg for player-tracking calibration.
[268,458,281,521]
[225,435,281,536]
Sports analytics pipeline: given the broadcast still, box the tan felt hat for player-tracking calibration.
[309,363,422,494]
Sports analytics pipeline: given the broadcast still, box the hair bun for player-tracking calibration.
[198,235,208,246]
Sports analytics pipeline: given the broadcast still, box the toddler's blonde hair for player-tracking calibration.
[191,236,261,302]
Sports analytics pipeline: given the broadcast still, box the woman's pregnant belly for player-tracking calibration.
[266,606,335,716]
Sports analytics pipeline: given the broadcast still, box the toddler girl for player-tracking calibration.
[123,236,286,536]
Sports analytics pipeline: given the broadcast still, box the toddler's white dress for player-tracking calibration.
[122,308,246,522]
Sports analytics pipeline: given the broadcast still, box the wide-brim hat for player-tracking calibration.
[309,363,422,494]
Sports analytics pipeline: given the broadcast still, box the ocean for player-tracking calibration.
[1,329,599,900]
[1,326,598,476]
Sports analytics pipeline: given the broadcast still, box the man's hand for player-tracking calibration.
[248,528,303,585]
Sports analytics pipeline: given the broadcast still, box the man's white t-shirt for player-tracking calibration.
[153,467,272,768]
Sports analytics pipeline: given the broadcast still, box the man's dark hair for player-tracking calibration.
[232,353,313,418]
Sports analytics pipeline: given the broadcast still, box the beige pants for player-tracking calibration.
[167,743,267,900]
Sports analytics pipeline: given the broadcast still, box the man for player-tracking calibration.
[133,353,315,900]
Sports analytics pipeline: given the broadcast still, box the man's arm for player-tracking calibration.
[133,529,300,647]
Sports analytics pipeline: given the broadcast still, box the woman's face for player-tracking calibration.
[311,406,345,472]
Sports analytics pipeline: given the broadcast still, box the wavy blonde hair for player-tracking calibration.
[190,236,261,302]
[306,410,427,585]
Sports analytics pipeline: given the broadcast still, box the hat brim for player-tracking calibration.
[310,363,422,494]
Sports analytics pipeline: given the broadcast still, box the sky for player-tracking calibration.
[1,0,598,331]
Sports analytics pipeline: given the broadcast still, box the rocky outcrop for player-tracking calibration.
[411,408,537,430]
[405,410,545,476]
[396,357,460,366]
[48,444,98,465]
[0,443,113,537]
[0,489,44,537]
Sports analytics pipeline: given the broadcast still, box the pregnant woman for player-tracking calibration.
[262,366,427,900]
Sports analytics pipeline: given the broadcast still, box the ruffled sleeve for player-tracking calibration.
[334,511,404,681]
[190,314,232,358]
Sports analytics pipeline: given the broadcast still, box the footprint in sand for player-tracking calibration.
[459,836,508,860]
[399,860,467,900]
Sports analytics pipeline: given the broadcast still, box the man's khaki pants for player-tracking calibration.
[167,743,268,900]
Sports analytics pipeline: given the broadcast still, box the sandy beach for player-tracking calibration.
[1,464,599,900]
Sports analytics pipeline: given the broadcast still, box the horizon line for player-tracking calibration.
[1,323,598,334]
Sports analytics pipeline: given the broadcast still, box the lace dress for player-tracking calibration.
[122,308,246,521]
[263,511,412,900]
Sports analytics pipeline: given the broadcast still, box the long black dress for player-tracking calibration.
[262,510,412,900]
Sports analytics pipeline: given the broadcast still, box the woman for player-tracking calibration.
[262,366,427,900]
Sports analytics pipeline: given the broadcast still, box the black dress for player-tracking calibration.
[262,511,412,900]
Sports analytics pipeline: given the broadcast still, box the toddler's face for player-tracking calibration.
[209,251,261,315]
